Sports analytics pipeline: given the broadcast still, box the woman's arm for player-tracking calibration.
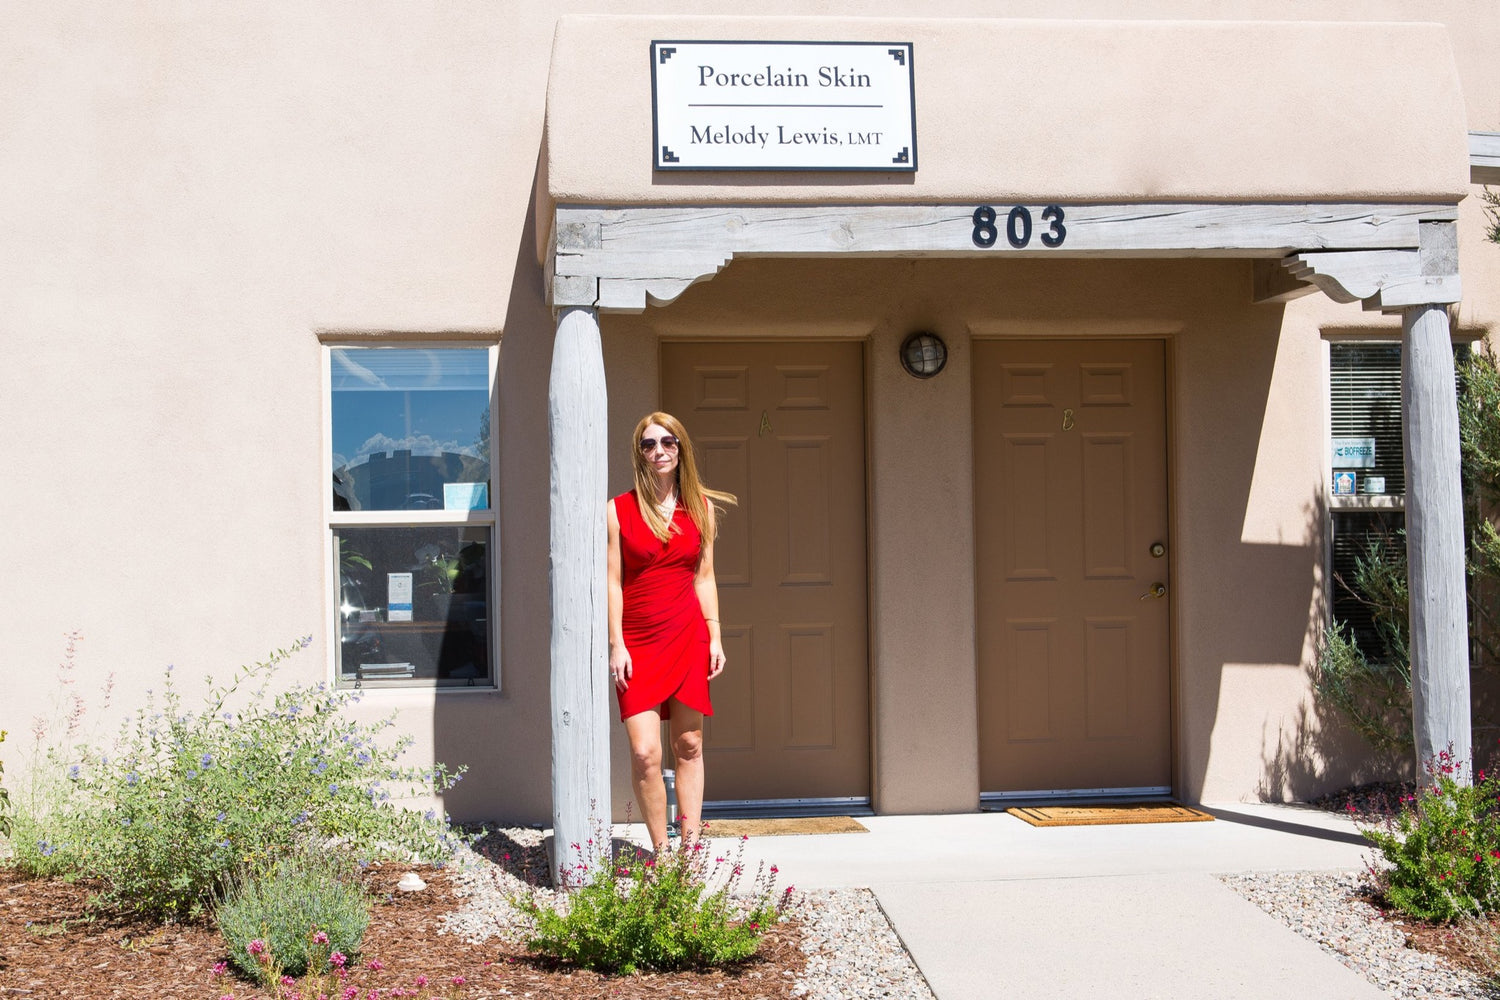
[607,499,631,690]
[695,503,726,680]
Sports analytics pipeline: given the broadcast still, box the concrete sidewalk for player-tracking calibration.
[624,803,1387,999]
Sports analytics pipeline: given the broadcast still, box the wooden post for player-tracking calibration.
[548,305,611,885]
[1402,302,1472,780]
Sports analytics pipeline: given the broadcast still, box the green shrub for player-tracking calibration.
[1314,346,1500,754]
[1364,750,1500,922]
[0,729,10,839]
[216,848,370,982]
[7,636,466,920]
[513,838,793,974]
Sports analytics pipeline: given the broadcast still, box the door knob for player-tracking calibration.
[1140,582,1167,600]
[1149,542,1166,558]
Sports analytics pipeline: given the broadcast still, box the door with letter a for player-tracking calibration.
[974,339,1171,795]
[662,341,870,802]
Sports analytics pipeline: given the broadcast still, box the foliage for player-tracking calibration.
[0,729,10,839]
[1316,346,1500,755]
[1364,750,1500,922]
[1484,187,1500,246]
[1315,527,1413,755]
[513,836,794,974]
[216,847,370,982]
[6,635,467,920]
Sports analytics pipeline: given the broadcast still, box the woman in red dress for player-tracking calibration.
[607,411,736,850]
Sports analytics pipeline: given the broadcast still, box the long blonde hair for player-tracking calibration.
[631,411,737,543]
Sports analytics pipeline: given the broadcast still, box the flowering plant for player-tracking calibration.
[9,635,467,920]
[216,848,370,981]
[1364,748,1500,922]
[513,825,794,973]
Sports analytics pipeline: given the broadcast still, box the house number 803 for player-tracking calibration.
[972,205,1067,249]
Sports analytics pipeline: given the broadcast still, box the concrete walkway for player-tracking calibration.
[623,803,1387,999]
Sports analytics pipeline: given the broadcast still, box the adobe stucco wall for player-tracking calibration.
[1,1,1497,824]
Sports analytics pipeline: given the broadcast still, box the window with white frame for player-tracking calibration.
[1327,340,1469,656]
[327,345,497,688]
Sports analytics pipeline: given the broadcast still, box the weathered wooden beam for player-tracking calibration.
[566,202,1450,256]
[1282,249,1420,303]
[1252,258,1317,304]
[548,306,611,886]
[1403,302,1472,780]
[554,202,1456,312]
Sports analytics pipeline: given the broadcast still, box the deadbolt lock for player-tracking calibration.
[1149,542,1166,558]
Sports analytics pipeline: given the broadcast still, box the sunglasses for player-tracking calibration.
[639,435,680,453]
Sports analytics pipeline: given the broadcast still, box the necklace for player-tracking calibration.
[657,492,677,517]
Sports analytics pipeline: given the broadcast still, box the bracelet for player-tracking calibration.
[705,618,719,623]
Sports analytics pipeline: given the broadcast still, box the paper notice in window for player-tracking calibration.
[388,572,413,622]
[443,483,488,510]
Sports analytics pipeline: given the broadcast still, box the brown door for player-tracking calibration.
[974,339,1171,794]
[662,341,870,801]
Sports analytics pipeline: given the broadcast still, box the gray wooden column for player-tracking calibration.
[1402,302,1472,779]
[548,305,611,885]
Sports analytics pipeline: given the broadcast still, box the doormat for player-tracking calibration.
[1005,802,1214,827]
[703,816,869,838]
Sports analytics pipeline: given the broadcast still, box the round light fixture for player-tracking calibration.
[900,331,947,379]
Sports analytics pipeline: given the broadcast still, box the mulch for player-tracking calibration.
[0,864,806,999]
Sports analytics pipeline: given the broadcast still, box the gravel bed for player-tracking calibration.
[432,827,935,999]
[1219,871,1487,999]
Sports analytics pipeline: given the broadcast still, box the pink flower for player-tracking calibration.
[248,939,267,957]
[330,951,348,969]
[282,975,296,987]
[343,987,358,1000]
[367,959,384,971]
[770,865,778,874]
[451,975,467,987]
[313,930,330,945]
[220,995,236,1000]
[414,976,428,988]
[212,961,229,977]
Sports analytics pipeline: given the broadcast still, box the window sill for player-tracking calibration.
[1330,494,1405,511]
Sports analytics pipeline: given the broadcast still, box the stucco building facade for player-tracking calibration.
[3,2,1497,834]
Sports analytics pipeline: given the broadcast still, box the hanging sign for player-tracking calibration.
[651,40,917,171]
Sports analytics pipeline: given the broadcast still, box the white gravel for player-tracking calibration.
[430,828,936,999]
[1219,871,1488,999]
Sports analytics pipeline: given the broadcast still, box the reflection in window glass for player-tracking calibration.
[331,348,490,511]
[336,526,490,687]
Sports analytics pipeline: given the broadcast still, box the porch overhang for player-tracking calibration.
[540,14,1476,884]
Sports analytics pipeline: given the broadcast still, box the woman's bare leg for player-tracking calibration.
[668,699,706,846]
[624,709,669,850]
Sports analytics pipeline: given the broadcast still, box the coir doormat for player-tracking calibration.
[1006,802,1214,827]
[703,816,870,838]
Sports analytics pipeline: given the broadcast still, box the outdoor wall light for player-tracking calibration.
[900,331,947,379]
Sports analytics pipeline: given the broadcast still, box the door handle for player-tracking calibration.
[1140,583,1167,600]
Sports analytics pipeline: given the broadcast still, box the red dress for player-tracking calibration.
[614,489,713,721]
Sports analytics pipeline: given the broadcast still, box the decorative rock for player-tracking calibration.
[397,872,427,892]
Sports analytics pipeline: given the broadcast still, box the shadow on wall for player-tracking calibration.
[1255,493,1413,801]
[430,166,555,826]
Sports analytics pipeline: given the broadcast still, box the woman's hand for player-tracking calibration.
[708,639,726,680]
[610,642,632,691]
